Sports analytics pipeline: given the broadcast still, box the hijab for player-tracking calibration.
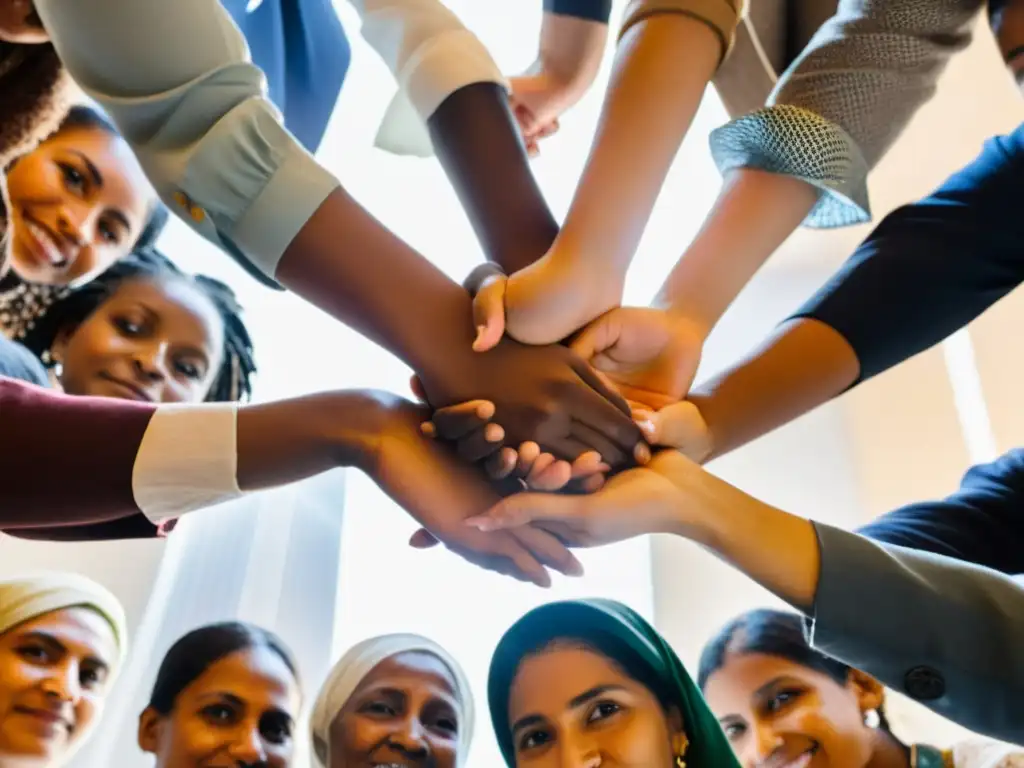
[0,571,128,669]
[309,633,475,767]
[488,598,740,768]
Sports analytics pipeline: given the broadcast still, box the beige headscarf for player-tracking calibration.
[0,571,128,669]
[310,633,475,767]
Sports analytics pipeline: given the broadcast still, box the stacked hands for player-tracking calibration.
[389,260,716,587]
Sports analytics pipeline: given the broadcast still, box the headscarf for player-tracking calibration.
[310,633,475,767]
[0,571,128,669]
[488,598,740,768]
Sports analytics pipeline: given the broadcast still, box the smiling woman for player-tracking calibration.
[0,571,126,768]
[3,246,256,403]
[0,105,165,287]
[310,633,475,768]
[137,622,303,768]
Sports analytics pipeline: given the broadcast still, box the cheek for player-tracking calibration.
[426,734,459,768]
[602,713,673,764]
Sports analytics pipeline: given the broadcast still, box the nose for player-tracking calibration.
[131,341,172,383]
[39,662,82,704]
[749,723,784,767]
[55,205,88,248]
[227,724,268,764]
[389,717,429,757]
[558,732,603,768]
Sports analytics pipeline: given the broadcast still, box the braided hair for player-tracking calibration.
[697,609,899,736]
[0,40,72,170]
[2,246,256,402]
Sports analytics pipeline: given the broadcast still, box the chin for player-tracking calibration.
[8,251,65,287]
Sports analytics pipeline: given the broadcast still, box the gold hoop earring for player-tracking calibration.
[675,756,686,768]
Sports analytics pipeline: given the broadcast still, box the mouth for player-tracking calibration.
[20,216,69,269]
[777,746,818,768]
[13,706,72,733]
[97,372,153,402]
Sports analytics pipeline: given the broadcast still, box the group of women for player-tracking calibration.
[9,572,1008,768]
[3,0,1024,763]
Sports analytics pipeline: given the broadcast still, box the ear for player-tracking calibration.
[847,669,885,714]
[666,706,689,758]
[137,707,163,755]
[49,325,73,366]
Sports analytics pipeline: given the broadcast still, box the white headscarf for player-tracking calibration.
[0,571,127,668]
[309,633,474,767]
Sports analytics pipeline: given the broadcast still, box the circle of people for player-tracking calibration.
[1,0,1023,766]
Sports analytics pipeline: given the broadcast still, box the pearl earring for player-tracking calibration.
[864,709,880,728]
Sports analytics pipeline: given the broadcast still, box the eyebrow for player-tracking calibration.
[69,150,133,231]
[510,685,627,736]
[16,631,110,671]
[752,676,796,701]
[197,692,246,707]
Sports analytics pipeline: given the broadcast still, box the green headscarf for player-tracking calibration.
[488,598,740,768]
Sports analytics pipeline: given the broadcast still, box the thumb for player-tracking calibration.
[472,274,507,352]
[408,374,427,403]
[408,528,441,549]
[570,312,620,361]
[641,401,712,461]
[465,493,582,532]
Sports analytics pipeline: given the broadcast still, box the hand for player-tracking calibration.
[463,451,699,548]
[409,376,609,492]
[418,327,646,467]
[363,393,585,587]
[633,400,713,463]
[571,307,706,411]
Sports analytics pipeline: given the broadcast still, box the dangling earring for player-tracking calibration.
[675,734,689,768]
[675,756,686,768]
[864,709,880,729]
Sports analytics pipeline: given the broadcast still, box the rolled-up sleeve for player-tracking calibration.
[709,0,984,228]
[619,0,742,64]
[34,0,341,285]
[808,522,1024,743]
[349,0,506,157]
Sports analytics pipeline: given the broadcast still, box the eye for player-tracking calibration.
[201,704,237,725]
[260,716,293,746]
[361,701,397,717]
[517,728,552,752]
[433,715,458,735]
[113,316,143,336]
[766,689,801,714]
[97,218,121,245]
[58,163,87,193]
[722,721,746,740]
[173,358,202,380]
[16,644,54,663]
[79,666,105,689]
[586,700,621,723]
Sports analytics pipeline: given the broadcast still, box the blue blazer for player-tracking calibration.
[223,0,351,154]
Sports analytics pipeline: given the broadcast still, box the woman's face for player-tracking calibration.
[3,124,153,286]
[0,0,48,43]
[702,652,883,768]
[0,607,119,767]
[325,651,463,768]
[53,276,225,403]
[138,646,301,768]
[507,645,683,768]
[993,0,1024,92]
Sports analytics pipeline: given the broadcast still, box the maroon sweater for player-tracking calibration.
[1,377,167,540]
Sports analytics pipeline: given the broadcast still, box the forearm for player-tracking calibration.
[656,168,819,333]
[660,451,820,611]
[536,10,609,96]
[554,14,719,272]
[689,318,860,460]
[236,390,383,490]
[428,83,559,273]
[275,187,476,388]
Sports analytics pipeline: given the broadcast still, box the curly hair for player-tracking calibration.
[4,246,256,403]
[0,41,73,169]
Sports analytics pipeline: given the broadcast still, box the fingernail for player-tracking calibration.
[465,517,494,531]
[635,443,651,464]
[472,325,486,350]
[637,419,655,436]
[568,561,584,577]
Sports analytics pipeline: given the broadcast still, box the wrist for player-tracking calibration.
[315,390,392,474]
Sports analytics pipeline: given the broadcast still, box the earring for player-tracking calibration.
[675,756,686,768]
[864,709,880,729]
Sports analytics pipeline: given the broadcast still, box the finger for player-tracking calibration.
[409,374,427,403]
[463,263,507,296]
[467,493,584,532]
[568,421,628,468]
[485,446,519,479]
[545,436,598,464]
[408,528,440,548]
[472,276,508,352]
[532,119,560,140]
[570,313,621,361]
[493,534,552,587]
[456,422,507,463]
[431,400,496,440]
[645,401,712,460]
[512,526,584,577]
[525,138,540,158]
[571,451,610,478]
[569,364,649,459]
[515,441,541,476]
[525,457,573,491]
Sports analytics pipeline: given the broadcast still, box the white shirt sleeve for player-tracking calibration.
[349,0,507,157]
[132,404,244,523]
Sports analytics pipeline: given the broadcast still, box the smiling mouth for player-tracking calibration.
[21,217,68,268]
[97,373,152,402]
[14,707,72,733]
[778,746,817,768]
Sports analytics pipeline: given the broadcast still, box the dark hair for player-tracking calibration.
[0,41,69,169]
[14,245,257,402]
[148,622,300,715]
[697,609,895,733]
